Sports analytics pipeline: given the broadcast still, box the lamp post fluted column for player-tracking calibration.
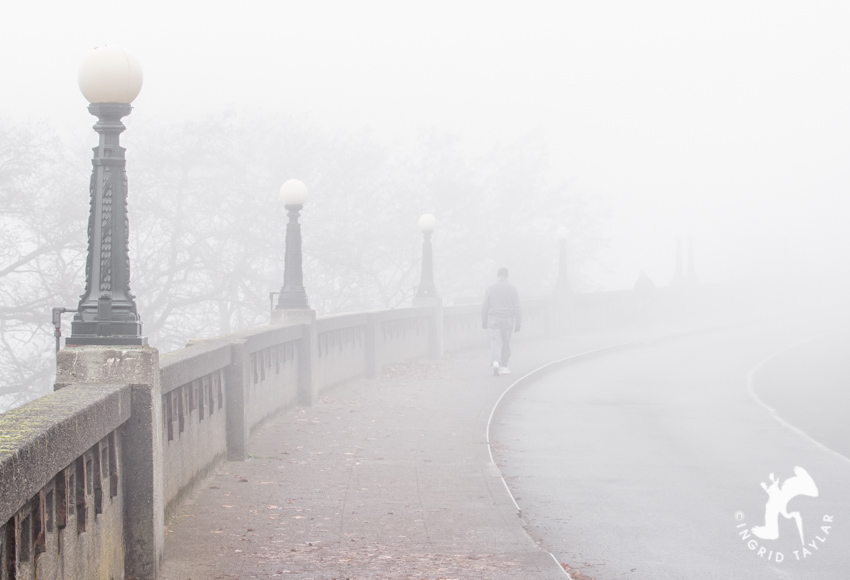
[415,213,438,299]
[271,179,318,406]
[277,204,309,308]
[67,48,145,345]
[412,213,442,357]
[276,179,310,309]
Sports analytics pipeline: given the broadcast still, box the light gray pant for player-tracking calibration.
[488,315,514,366]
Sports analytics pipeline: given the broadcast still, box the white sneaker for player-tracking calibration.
[492,361,500,376]
[499,366,510,375]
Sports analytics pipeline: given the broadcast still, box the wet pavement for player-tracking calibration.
[493,312,850,580]
[160,332,638,580]
[158,308,825,580]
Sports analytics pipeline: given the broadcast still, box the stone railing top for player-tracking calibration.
[444,296,548,316]
[236,323,303,354]
[316,312,369,333]
[370,306,432,322]
[443,302,479,317]
[160,340,232,395]
[187,324,304,355]
[314,307,433,332]
[0,383,131,524]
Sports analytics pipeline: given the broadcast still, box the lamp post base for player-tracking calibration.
[276,288,309,310]
[65,336,148,346]
[66,319,147,346]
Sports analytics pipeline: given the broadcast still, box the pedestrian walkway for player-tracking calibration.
[159,330,643,580]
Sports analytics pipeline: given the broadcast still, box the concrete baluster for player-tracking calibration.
[365,312,383,379]
[55,346,164,580]
[224,339,250,462]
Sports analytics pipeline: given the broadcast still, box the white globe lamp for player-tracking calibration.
[419,213,437,232]
[279,179,309,206]
[78,45,143,104]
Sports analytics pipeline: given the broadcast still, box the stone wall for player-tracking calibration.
[158,325,303,518]
[443,303,487,352]
[0,294,637,579]
[0,384,130,580]
[316,313,369,389]
[159,340,230,520]
[237,325,302,433]
[368,307,432,371]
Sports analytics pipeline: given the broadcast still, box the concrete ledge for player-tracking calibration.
[0,383,131,524]
[316,312,369,333]
[240,324,303,354]
[370,306,432,321]
[160,340,232,395]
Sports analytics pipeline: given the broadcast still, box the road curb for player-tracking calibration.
[485,342,638,579]
[485,316,791,579]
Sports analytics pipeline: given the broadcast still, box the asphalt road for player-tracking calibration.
[492,312,850,580]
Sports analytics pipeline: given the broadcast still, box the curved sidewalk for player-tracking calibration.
[159,328,691,580]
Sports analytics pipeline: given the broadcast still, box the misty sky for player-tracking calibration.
[3,1,849,288]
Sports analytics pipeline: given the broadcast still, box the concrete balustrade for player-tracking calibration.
[443,304,488,351]
[367,307,432,374]
[0,291,678,579]
[159,340,231,518]
[316,313,369,388]
[517,297,551,336]
[158,324,304,515]
[0,384,130,580]
[234,325,303,437]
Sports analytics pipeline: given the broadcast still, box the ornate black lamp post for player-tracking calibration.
[415,213,438,299]
[554,226,571,294]
[276,179,310,309]
[67,46,146,346]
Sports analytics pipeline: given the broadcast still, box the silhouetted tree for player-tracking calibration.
[0,111,608,410]
[0,119,87,409]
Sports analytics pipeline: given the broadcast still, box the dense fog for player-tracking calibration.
[3,3,850,404]
[4,6,850,580]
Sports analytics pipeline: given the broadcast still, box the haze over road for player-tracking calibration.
[493,312,850,580]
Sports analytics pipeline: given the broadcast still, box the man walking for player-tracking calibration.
[481,267,521,376]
